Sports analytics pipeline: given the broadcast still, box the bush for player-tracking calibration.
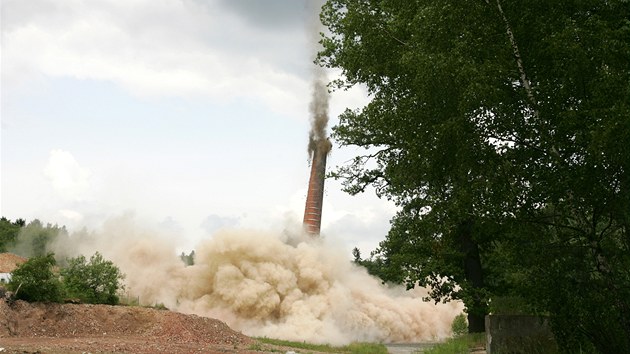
[451,313,468,337]
[61,252,125,305]
[8,253,62,302]
[489,296,531,315]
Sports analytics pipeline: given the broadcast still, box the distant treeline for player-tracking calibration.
[1,217,126,305]
[0,217,67,258]
[2,217,196,268]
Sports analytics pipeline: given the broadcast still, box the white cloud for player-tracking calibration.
[58,208,84,222]
[1,0,312,118]
[43,149,91,201]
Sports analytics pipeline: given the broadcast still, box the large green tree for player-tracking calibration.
[490,3,630,351]
[319,0,521,333]
[319,0,629,349]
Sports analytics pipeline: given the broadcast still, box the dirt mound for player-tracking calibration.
[0,299,254,353]
[0,253,27,273]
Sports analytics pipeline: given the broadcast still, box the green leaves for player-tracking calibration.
[61,252,125,305]
[6,251,125,306]
[6,219,68,258]
[320,0,630,347]
[8,253,62,303]
[0,217,23,252]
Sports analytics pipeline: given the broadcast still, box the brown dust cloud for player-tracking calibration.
[46,215,462,345]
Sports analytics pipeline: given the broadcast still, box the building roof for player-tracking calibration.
[0,253,27,273]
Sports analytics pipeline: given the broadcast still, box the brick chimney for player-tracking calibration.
[303,139,331,235]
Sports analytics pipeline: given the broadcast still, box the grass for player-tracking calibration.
[343,342,389,354]
[252,337,388,354]
[422,333,486,354]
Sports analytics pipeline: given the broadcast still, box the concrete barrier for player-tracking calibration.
[485,315,558,354]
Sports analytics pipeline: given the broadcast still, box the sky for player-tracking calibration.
[0,0,397,256]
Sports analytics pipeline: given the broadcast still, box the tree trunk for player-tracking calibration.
[458,219,488,333]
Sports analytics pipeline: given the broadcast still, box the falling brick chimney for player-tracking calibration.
[303,139,331,235]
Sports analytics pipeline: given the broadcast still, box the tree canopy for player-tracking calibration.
[3,218,68,258]
[8,253,62,303]
[319,0,629,351]
[62,252,126,305]
[2,219,127,307]
[0,217,25,252]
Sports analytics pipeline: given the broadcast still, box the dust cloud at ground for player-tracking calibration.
[54,216,462,345]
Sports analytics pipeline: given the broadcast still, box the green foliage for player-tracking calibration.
[180,250,195,266]
[488,296,532,315]
[247,342,264,351]
[61,252,125,305]
[319,0,630,351]
[0,217,24,252]
[8,253,62,302]
[318,0,519,331]
[506,219,630,353]
[424,333,485,354]
[351,247,395,282]
[451,313,468,337]
[3,219,128,307]
[10,219,68,258]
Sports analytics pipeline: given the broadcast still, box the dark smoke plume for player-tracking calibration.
[308,67,331,156]
[307,0,331,157]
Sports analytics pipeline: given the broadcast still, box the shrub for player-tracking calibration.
[61,252,125,305]
[8,253,62,302]
[451,313,469,337]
